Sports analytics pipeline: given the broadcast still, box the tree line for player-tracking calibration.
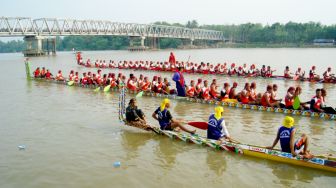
[0,21,335,53]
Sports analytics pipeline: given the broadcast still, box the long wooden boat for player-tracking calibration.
[31,78,336,121]
[149,126,336,173]
[78,63,336,84]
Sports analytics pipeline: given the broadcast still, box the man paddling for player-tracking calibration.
[267,116,313,159]
[207,106,233,143]
[152,98,196,134]
[125,98,153,131]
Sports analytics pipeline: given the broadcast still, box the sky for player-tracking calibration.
[1,0,336,25]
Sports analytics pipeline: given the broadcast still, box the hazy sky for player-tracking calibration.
[1,0,336,25]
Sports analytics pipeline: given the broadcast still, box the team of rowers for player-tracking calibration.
[33,67,336,114]
[77,58,335,83]
[125,97,313,159]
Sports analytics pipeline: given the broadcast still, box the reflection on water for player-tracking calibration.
[205,150,227,176]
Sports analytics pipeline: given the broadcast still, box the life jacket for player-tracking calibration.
[240,90,250,104]
[45,72,51,79]
[195,83,202,94]
[285,93,294,108]
[141,81,150,91]
[155,107,171,129]
[220,89,229,100]
[34,70,40,77]
[187,86,195,96]
[74,75,79,82]
[278,126,294,153]
[311,96,322,109]
[207,114,225,140]
[110,78,117,87]
[82,77,88,84]
[202,87,210,100]
[127,79,137,91]
[261,93,269,107]
[69,74,74,81]
[266,70,272,77]
[210,86,217,99]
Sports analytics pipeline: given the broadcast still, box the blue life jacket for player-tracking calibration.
[155,107,171,129]
[207,114,224,140]
[278,126,294,153]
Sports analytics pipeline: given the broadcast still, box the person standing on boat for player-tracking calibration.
[267,116,313,159]
[152,98,196,134]
[168,52,176,67]
[125,98,153,131]
[172,66,186,97]
[207,106,233,143]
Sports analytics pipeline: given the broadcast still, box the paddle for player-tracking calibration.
[188,122,208,130]
[103,84,111,92]
[136,91,144,98]
[67,80,74,86]
[94,86,100,92]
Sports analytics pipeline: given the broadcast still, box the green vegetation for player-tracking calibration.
[0,21,335,53]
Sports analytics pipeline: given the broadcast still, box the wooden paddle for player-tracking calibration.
[67,80,74,86]
[136,91,144,98]
[94,86,100,92]
[103,85,111,92]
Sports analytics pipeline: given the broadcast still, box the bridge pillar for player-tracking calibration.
[23,36,45,57]
[190,39,194,46]
[140,36,146,47]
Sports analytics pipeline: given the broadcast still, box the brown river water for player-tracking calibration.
[0,48,335,188]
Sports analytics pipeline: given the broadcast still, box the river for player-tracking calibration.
[0,48,335,188]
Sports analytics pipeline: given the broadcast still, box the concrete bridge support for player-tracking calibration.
[23,36,56,57]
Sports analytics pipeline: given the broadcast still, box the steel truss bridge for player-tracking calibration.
[0,17,224,40]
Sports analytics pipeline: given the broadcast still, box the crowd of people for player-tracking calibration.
[76,53,335,83]
[33,67,336,114]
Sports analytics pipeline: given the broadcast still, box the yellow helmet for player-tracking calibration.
[214,106,224,120]
[283,116,294,128]
[160,98,170,111]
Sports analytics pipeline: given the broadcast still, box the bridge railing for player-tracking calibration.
[0,17,224,40]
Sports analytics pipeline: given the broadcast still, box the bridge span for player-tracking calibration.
[0,17,225,56]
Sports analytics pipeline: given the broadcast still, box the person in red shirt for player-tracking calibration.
[45,69,53,79]
[34,67,41,78]
[186,80,196,98]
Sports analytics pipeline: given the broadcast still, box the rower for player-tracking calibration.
[228,82,238,99]
[40,67,46,78]
[220,82,230,101]
[260,85,280,108]
[284,66,292,78]
[270,84,284,107]
[126,98,153,131]
[295,67,305,80]
[320,88,336,114]
[207,106,233,143]
[55,70,65,81]
[293,86,310,110]
[209,79,219,100]
[310,89,324,113]
[260,65,267,77]
[201,80,211,100]
[45,69,53,79]
[309,66,320,81]
[284,87,295,109]
[265,66,274,77]
[152,98,196,134]
[186,80,196,97]
[323,67,335,83]
[239,83,251,104]
[34,67,41,78]
[267,116,313,159]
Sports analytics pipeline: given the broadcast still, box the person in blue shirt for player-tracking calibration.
[152,98,196,134]
[172,67,186,97]
[267,116,313,159]
[207,106,233,143]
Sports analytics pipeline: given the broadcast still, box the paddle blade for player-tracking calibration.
[103,85,111,92]
[67,80,74,86]
[94,87,100,92]
[136,91,144,98]
[188,122,208,130]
